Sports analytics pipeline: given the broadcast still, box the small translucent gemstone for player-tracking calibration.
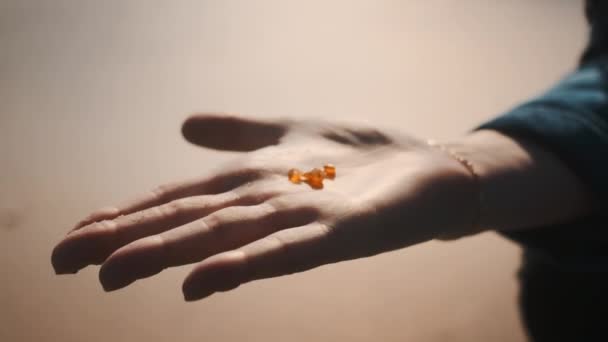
[323,164,336,179]
[288,164,336,189]
[288,168,302,184]
[304,168,324,189]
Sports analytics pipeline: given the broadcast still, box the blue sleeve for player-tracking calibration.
[478,58,608,209]
[477,0,608,278]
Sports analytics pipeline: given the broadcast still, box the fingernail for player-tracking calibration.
[183,291,197,302]
[54,267,78,275]
[182,280,212,302]
[100,274,133,292]
[182,282,198,301]
[183,289,214,302]
[51,245,77,275]
[101,281,122,292]
[99,268,131,292]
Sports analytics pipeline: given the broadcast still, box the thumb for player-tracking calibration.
[181,113,288,151]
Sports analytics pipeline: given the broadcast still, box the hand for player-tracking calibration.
[51,113,478,301]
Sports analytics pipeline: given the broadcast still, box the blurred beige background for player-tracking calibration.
[1,1,586,341]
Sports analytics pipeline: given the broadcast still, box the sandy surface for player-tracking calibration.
[1,1,585,341]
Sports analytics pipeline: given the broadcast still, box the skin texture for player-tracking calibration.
[51,113,590,301]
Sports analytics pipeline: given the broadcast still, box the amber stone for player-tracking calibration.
[304,168,324,189]
[323,164,336,179]
[288,168,303,184]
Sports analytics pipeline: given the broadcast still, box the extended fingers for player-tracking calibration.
[52,192,248,274]
[52,176,296,275]
[182,222,334,301]
[98,199,319,291]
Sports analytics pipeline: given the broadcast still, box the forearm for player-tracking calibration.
[448,129,592,233]
[447,55,608,235]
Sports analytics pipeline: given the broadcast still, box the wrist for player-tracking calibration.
[446,129,591,232]
[425,140,484,240]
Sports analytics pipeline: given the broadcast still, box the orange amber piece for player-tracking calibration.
[323,164,336,179]
[288,168,303,184]
[304,168,324,189]
[288,164,335,189]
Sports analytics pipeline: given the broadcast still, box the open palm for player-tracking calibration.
[52,114,476,301]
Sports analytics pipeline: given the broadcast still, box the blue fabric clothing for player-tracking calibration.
[479,59,608,271]
[476,1,608,340]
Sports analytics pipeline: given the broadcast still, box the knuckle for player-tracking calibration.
[234,180,285,204]
[265,196,289,211]
[238,192,276,206]
[78,220,119,244]
[156,203,175,219]
[235,160,277,179]
[218,170,262,192]
[89,219,117,232]
[159,199,189,218]
[264,233,302,274]
[268,196,321,218]
[201,214,229,244]
[239,157,265,171]
[201,213,220,233]
[265,234,288,250]
[259,201,279,217]
[150,184,170,203]
[316,222,333,237]
[90,206,120,219]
